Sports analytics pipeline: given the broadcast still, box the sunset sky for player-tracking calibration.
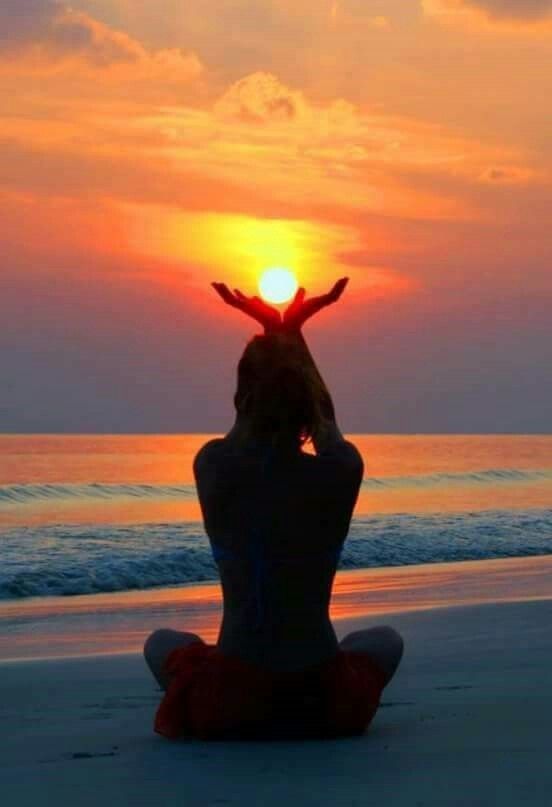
[1,0,551,433]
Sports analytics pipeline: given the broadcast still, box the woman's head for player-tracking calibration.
[234,332,326,450]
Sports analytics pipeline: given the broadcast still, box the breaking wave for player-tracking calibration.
[1,509,550,600]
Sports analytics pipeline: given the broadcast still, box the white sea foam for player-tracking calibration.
[1,510,550,600]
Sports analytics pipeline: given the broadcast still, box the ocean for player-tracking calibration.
[1,434,551,601]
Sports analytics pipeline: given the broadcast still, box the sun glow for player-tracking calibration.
[121,208,408,303]
[259,267,298,304]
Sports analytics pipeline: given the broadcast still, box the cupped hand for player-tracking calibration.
[211,282,282,333]
[282,277,349,331]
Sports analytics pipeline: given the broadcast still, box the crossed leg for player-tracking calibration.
[339,625,404,687]
[144,628,205,691]
[144,624,404,693]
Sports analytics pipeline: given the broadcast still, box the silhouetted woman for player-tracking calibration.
[144,278,404,740]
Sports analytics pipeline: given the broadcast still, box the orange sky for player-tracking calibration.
[1,1,551,432]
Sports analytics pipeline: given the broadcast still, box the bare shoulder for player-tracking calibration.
[306,438,364,478]
[193,438,225,475]
[340,439,364,470]
[319,437,363,463]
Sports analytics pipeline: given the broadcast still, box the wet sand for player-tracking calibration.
[1,556,551,806]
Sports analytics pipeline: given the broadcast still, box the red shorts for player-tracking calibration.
[154,642,387,741]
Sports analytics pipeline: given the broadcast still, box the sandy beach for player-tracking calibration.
[1,555,551,806]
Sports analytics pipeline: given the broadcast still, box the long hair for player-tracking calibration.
[233,332,327,450]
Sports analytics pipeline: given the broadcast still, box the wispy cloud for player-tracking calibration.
[0,0,202,80]
[3,65,534,237]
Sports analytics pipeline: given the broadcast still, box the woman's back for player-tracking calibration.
[194,434,364,672]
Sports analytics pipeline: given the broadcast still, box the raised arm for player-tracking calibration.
[278,329,343,454]
[278,280,353,456]
[211,275,354,457]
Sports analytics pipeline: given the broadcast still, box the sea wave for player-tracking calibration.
[361,468,552,489]
[0,482,197,504]
[1,468,551,505]
[0,510,550,600]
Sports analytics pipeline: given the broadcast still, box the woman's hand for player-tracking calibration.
[211,282,282,333]
[211,276,349,334]
[282,277,349,331]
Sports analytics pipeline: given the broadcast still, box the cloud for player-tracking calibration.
[208,73,528,209]
[424,0,552,25]
[0,0,202,79]
[1,67,533,227]
[213,72,307,122]
[459,1,552,20]
[480,165,536,183]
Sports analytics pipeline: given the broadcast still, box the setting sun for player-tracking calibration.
[259,267,298,304]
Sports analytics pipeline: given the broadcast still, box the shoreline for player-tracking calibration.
[2,554,551,662]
